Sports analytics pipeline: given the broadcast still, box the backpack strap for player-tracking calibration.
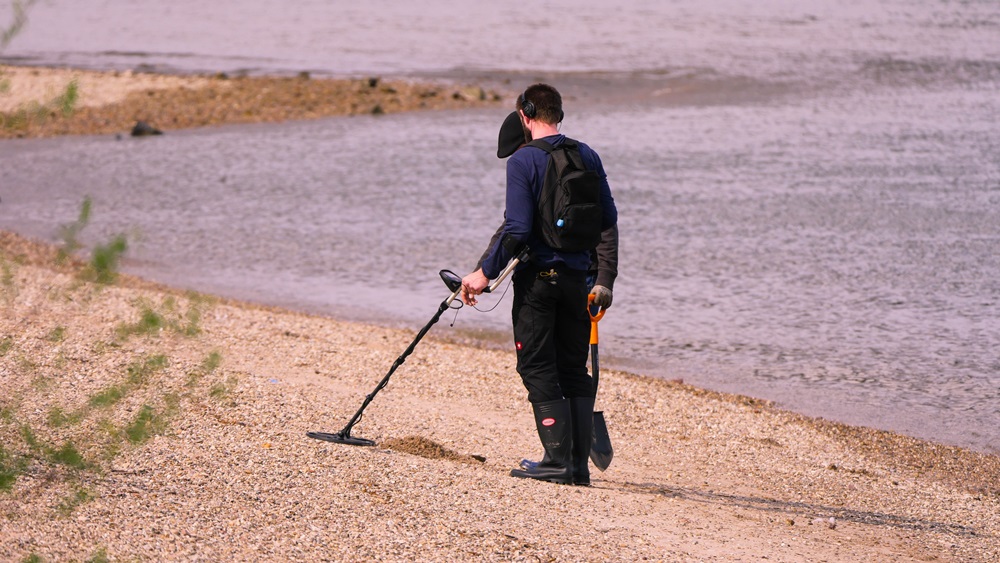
[527,139,555,153]
[528,138,586,171]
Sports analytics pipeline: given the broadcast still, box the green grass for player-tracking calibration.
[0,444,28,491]
[0,68,79,135]
[85,548,110,563]
[47,440,88,470]
[1,101,49,131]
[187,350,223,386]
[46,326,67,342]
[117,295,211,340]
[124,405,160,444]
[86,354,167,408]
[124,392,178,445]
[0,336,13,357]
[56,79,78,117]
[115,304,166,339]
[46,406,83,428]
[19,424,41,451]
[126,354,168,385]
[88,384,126,408]
[82,234,128,285]
[201,351,223,373]
[20,554,43,563]
[57,196,92,263]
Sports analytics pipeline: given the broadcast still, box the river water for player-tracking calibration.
[2,0,999,453]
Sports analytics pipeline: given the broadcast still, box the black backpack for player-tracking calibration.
[528,138,604,253]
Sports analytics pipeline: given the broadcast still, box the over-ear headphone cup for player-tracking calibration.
[520,90,536,118]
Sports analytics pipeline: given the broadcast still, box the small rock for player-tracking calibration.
[131,121,163,137]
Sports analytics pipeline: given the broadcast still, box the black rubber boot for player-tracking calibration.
[510,399,573,484]
[570,396,596,486]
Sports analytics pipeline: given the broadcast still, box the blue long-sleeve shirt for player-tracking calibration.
[482,134,617,279]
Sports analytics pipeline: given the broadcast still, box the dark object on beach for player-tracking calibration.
[131,121,163,137]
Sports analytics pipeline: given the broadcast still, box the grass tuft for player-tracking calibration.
[57,196,92,263]
[46,406,82,428]
[82,234,128,285]
[85,548,110,563]
[88,384,126,408]
[188,350,223,386]
[56,79,78,117]
[0,444,28,491]
[115,304,165,339]
[124,405,158,444]
[117,295,211,340]
[124,394,177,445]
[46,326,67,342]
[126,354,168,385]
[48,441,88,469]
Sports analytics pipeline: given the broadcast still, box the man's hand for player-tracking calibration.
[461,269,490,306]
[590,285,613,308]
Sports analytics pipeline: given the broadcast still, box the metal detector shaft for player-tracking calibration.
[308,247,528,446]
[488,253,525,293]
[307,287,461,446]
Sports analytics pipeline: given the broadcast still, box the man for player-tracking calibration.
[462,84,618,486]
[480,111,619,308]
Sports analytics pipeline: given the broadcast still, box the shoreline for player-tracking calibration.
[2,229,999,561]
[0,64,509,139]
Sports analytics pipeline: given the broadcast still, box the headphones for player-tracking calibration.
[519,90,537,118]
[519,89,564,122]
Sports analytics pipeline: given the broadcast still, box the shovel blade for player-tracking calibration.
[590,411,613,471]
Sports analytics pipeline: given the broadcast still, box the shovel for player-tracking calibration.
[588,294,614,471]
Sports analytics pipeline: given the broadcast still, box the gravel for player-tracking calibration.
[2,231,998,561]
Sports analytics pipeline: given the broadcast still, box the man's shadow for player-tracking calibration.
[593,479,981,537]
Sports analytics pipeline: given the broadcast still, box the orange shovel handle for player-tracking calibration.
[587,294,605,345]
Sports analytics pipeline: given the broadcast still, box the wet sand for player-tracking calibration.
[2,66,999,561]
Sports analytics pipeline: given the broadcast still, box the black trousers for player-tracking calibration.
[511,265,594,403]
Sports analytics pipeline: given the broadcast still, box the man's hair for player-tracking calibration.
[518,83,562,124]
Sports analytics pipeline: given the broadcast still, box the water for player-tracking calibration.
[2,0,999,453]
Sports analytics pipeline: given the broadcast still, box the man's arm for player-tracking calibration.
[594,224,619,291]
[476,221,505,271]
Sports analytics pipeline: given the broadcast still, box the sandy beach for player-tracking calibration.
[2,67,1000,561]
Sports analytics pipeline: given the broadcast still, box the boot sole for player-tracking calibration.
[509,469,573,485]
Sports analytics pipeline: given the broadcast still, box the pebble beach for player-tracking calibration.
[2,66,1000,562]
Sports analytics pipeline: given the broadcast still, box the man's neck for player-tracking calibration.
[531,123,560,139]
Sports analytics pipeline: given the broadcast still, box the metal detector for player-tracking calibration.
[307,246,530,446]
